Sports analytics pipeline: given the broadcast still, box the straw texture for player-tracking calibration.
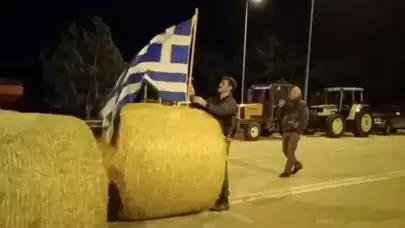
[0,111,108,228]
[111,103,227,220]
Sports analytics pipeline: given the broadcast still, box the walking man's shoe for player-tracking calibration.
[210,198,230,212]
[291,164,303,175]
[279,172,292,178]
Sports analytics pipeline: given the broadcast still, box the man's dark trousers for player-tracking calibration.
[218,137,231,200]
[282,132,302,173]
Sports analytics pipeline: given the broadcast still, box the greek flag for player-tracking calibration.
[100,15,196,144]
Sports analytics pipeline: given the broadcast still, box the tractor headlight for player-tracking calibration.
[373,117,382,123]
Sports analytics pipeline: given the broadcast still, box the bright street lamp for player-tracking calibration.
[241,0,263,105]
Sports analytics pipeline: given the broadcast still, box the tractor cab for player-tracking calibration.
[325,87,363,111]
[237,80,294,140]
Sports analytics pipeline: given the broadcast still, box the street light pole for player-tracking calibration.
[304,0,315,102]
[241,0,249,105]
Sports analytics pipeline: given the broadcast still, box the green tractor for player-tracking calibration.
[307,87,373,137]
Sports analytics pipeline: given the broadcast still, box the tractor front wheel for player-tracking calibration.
[326,115,345,138]
[244,122,261,141]
[352,110,373,137]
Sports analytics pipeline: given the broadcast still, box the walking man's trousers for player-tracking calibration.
[282,132,302,173]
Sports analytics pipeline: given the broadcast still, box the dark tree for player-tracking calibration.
[40,17,126,119]
[253,36,306,85]
[194,48,231,98]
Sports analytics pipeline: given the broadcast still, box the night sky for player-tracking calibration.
[1,0,405,108]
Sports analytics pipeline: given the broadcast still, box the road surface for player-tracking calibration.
[109,132,405,228]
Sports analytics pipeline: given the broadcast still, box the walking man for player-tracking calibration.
[279,86,309,178]
[188,76,238,211]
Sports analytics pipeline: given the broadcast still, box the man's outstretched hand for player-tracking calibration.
[190,96,207,107]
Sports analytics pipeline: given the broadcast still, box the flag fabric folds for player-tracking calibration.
[100,16,195,144]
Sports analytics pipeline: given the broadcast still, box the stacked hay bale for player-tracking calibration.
[0,111,108,228]
[109,103,227,220]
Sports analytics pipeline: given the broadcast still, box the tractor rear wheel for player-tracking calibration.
[326,114,345,138]
[352,110,373,137]
[244,122,261,141]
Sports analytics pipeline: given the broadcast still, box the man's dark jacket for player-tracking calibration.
[193,95,238,136]
[279,98,309,134]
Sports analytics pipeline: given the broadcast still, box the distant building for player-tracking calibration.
[0,78,24,109]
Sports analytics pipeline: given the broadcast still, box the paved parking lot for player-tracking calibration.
[110,132,405,228]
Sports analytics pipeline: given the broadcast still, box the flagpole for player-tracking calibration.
[304,0,315,102]
[143,84,148,102]
[186,8,199,105]
[241,0,249,105]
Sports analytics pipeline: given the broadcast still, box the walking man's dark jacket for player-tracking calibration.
[279,99,309,134]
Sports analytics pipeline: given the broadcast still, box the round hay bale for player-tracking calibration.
[0,111,108,228]
[112,103,227,220]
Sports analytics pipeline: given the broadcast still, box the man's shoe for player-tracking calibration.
[291,165,303,175]
[210,198,230,212]
[279,172,291,178]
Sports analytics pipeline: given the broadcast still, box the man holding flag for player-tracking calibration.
[189,76,238,211]
[100,8,238,212]
[100,15,197,145]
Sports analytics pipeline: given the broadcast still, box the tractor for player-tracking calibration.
[306,87,373,137]
[237,80,294,141]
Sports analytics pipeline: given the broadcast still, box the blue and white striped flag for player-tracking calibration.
[100,15,196,144]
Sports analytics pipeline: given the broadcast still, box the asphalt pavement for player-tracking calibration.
[109,132,405,228]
